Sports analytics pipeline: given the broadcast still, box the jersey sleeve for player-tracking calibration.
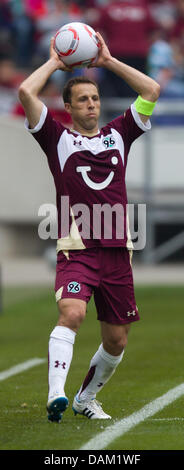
[25,104,65,173]
[108,101,151,152]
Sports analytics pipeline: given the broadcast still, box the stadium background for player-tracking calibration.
[0,0,184,453]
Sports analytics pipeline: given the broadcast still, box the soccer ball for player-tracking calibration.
[54,22,100,68]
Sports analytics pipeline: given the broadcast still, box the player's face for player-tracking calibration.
[65,83,101,134]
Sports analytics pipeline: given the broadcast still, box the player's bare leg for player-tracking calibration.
[100,322,131,355]
[73,322,130,419]
[47,298,86,422]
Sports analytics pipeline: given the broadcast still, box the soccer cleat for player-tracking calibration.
[72,395,111,420]
[47,396,69,423]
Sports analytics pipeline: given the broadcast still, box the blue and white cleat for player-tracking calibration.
[72,395,111,420]
[47,396,69,423]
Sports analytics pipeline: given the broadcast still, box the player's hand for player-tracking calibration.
[49,37,73,72]
[88,32,112,68]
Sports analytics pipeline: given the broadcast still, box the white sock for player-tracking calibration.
[48,325,76,401]
[77,343,124,401]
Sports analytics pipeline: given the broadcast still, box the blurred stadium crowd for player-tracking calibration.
[1,0,184,123]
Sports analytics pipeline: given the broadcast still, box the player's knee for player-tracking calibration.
[58,300,86,331]
[101,322,131,355]
[103,329,129,355]
[68,308,86,330]
[103,337,126,356]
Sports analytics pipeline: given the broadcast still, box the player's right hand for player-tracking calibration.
[50,37,73,72]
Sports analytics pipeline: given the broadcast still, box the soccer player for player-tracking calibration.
[18,32,160,422]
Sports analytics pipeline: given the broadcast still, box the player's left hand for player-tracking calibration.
[88,32,112,68]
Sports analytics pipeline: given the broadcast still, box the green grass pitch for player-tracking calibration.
[0,284,184,451]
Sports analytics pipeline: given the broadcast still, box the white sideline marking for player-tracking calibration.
[0,358,46,381]
[80,383,184,450]
[150,417,184,422]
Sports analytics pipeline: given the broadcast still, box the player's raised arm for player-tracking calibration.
[18,38,72,129]
[92,32,160,123]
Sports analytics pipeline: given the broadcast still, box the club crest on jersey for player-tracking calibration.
[67,281,81,293]
[102,135,115,149]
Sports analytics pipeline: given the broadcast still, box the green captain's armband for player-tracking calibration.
[134,95,157,116]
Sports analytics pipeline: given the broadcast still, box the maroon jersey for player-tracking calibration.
[25,102,151,252]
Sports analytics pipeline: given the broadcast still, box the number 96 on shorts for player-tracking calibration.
[67,281,81,293]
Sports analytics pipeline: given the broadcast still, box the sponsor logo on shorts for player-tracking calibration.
[127,310,136,317]
[67,281,81,293]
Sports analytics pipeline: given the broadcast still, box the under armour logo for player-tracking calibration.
[127,310,136,317]
[97,382,103,387]
[54,361,66,369]
[73,140,82,146]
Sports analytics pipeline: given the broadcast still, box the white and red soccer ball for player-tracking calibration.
[54,22,100,68]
